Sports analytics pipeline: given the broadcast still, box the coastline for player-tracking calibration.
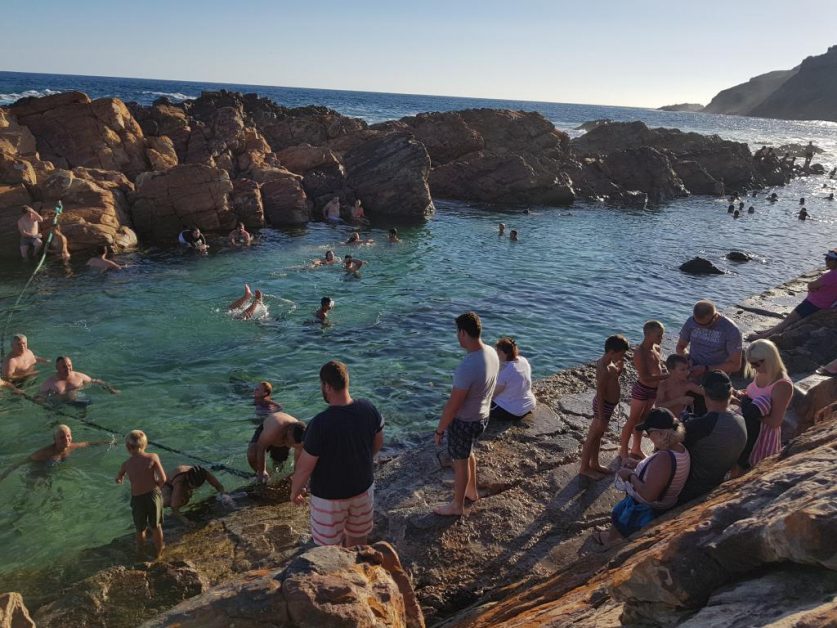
[7,267,834,626]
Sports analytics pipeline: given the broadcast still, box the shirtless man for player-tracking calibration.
[86,245,123,272]
[314,297,333,324]
[39,356,119,397]
[323,197,341,223]
[0,424,110,482]
[655,354,704,418]
[311,250,337,267]
[3,334,47,381]
[579,335,629,479]
[247,411,306,483]
[619,321,669,462]
[254,381,283,415]
[162,465,225,526]
[344,255,364,275]
[50,224,71,262]
[346,232,373,245]
[17,205,44,259]
[228,222,252,247]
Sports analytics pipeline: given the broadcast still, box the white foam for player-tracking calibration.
[141,90,195,102]
[0,88,61,105]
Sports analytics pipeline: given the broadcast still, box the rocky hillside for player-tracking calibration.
[702,44,837,121]
[657,103,704,112]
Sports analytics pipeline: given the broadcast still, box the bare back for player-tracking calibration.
[259,412,302,449]
[122,452,164,495]
[635,343,663,386]
[596,358,622,405]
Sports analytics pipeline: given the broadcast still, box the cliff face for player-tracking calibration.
[703,68,798,116]
[751,45,837,121]
[702,44,837,121]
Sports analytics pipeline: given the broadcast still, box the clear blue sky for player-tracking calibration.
[2,0,834,107]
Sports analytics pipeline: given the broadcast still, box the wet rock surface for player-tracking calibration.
[680,256,725,274]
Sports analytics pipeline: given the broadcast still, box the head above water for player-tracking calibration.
[254,381,272,400]
[125,429,148,452]
[12,334,27,351]
[320,296,333,310]
[325,250,334,261]
[55,355,73,376]
[54,424,72,449]
[455,311,482,340]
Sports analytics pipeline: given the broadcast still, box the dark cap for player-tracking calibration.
[635,408,676,432]
[702,370,732,399]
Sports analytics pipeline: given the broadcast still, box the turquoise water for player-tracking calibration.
[0,183,835,575]
[0,70,836,580]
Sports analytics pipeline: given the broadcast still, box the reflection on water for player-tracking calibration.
[0,177,835,579]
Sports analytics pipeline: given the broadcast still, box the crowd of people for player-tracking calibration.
[4,187,835,561]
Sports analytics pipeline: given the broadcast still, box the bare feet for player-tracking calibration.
[592,465,614,475]
[433,501,464,516]
[464,490,480,503]
[579,468,605,480]
[243,283,252,299]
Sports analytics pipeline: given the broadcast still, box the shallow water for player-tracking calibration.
[0,71,835,579]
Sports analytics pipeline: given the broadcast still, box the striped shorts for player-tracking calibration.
[309,485,375,546]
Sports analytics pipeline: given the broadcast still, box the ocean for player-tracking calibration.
[0,70,835,582]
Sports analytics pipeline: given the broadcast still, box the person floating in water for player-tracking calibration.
[162,465,225,526]
[39,356,119,397]
[0,425,111,483]
[388,228,401,243]
[17,205,44,260]
[314,297,333,324]
[768,192,778,202]
[228,283,268,318]
[798,208,809,220]
[344,254,364,275]
[115,430,167,559]
[498,223,506,236]
[228,222,252,247]
[240,290,265,320]
[3,334,47,382]
[254,381,283,415]
[323,197,341,223]
[86,245,124,272]
[178,226,208,253]
[346,232,374,245]
[509,230,519,241]
[351,199,369,226]
[311,250,337,267]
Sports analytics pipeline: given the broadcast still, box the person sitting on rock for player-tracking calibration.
[592,408,690,548]
[654,354,703,419]
[17,205,44,260]
[178,226,208,252]
[323,197,341,223]
[49,223,71,262]
[2,334,48,382]
[748,249,837,341]
[86,245,123,272]
[314,296,333,325]
[489,337,536,421]
[228,222,252,247]
[248,411,306,483]
[351,199,369,225]
[677,371,746,505]
[162,465,225,526]
[731,339,792,475]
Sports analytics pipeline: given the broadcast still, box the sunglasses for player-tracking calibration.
[749,360,764,368]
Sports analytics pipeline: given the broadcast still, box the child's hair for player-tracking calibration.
[665,354,689,370]
[643,320,664,336]
[126,430,148,451]
[604,335,630,353]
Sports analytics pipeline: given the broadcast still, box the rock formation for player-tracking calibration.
[703,68,799,116]
[679,256,725,275]
[657,103,704,112]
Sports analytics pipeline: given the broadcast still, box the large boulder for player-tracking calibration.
[673,159,725,196]
[274,144,341,175]
[230,178,265,229]
[260,169,311,226]
[602,147,688,203]
[680,257,724,274]
[0,592,35,628]
[145,543,424,628]
[768,307,837,375]
[10,92,150,179]
[430,151,575,205]
[392,111,484,164]
[130,164,235,241]
[344,133,434,221]
[0,109,37,156]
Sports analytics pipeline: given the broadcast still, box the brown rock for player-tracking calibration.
[230,178,265,228]
[275,144,341,175]
[0,184,35,256]
[260,169,311,226]
[674,159,725,196]
[0,110,37,156]
[0,153,36,186]
[457,108,569,155]
[344,133,433,221]
[394,111,484,164]
[11,95,150,179]
[603,146,689,203]
[146,136,178,171]
[0,592,35,628]
[131,164,235,241]
[769,307,837,375]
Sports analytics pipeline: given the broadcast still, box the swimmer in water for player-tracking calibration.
[228,222,252,247]
[828,193,834,201]
[254,381,283,414]
[0,425,111,482]
[727,204,735,213]
[179,226,209,252]
[798,208,809,220]
[748,206,755,214]
[228,283,254,311]
[346,232,374,245]
[510,230,519,241]
[388,228,401,243]
[733,210,740,219]
[344,254,364,275]
[311,250,337,267]
[314,296,333,324]
[3,334,48,382]
[39,356,119,397]
[86,245,124,272]
[240,290,264,320]
[498,223,506,236]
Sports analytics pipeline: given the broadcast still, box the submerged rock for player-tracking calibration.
[680,257,724,275]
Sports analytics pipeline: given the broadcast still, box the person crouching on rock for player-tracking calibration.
[591,409,690,548]
[248,412,306,483]
[162,465,225,526]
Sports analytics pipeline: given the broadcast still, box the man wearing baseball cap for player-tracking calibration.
[677,370,747,504]
[748,249,837,340]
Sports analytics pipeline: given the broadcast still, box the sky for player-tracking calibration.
[1,0,834,108]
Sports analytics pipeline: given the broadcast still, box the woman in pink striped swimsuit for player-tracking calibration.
[737,340,793,468]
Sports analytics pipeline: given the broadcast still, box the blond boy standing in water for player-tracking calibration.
[619,321,669,462]
[579,335,629,480]
[115,430,167,559]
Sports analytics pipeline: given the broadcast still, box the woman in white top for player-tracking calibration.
[490,337,537,420]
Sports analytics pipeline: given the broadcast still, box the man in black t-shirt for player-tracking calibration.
[677,371,747,504]
[291,360,384,546]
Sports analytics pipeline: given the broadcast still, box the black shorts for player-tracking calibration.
[447,418,488,460]
[793,298,820,319]
[489,402,526,421]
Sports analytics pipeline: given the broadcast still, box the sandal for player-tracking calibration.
[816,367,837,377]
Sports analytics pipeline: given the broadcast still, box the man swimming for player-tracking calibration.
[311,250,337,266]
[344,255,364,275]
[2,334,47,381]
[346,232,373,245]
[314,297,333,324]
[388,228,401,243]
[228,222,252,247]
[178,226,208,252]
[39,356,119,397]
[86,245,124,272]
